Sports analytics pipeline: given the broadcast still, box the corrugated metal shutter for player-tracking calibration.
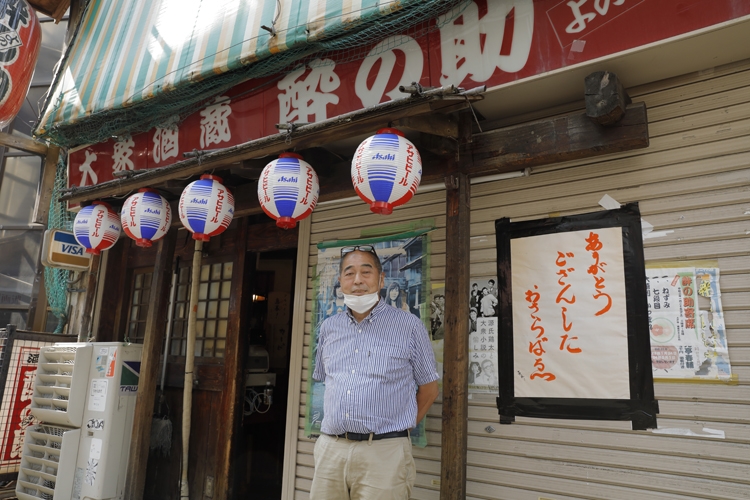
[290,57,750,499]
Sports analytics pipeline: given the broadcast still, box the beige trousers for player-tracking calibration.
[310,433,416,500]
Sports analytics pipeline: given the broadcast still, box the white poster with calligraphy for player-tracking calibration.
[646,266,731,380]
[511,227,630,399]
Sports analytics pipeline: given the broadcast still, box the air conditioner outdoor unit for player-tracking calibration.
[16,342,143,500]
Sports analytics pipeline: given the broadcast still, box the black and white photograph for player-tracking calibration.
[468,277,500,393]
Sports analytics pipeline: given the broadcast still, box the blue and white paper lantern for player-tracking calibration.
[258,152,319,229]
[73,201,121,255]
[351,128,422,215]
[121,188,172,247]
[178,174,235,241]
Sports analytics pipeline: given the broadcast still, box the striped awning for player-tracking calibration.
[35,0,458,147]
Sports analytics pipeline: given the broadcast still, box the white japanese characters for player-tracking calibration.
[79,149,99,186]
[277,59,340,124]
[565,0,626,34]
[112,137,135,173]
[439,0,534,85]
[153,124,179,163]
[354,35,424,108]
[200,96,233,148]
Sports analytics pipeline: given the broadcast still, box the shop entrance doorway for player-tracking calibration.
[234,248,297,499]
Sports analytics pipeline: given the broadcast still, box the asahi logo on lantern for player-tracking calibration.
[210,188,225,224]
[351,128,422,215]
[92,209,104,237]
[300,168,316,206]
[121,189,172,247]
[179,175,234,241]
[160,207,171,233]
[398,143,416,187]
[258,153,319,229]
[261,170,271,202]
[128,198,138,225]
[74,202,121,254]
[354,145,365,184]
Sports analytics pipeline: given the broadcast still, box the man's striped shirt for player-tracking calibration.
[312,300,439,435]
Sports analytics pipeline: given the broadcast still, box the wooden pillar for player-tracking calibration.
[27,145,60,331]
[215,217,250,500]
[124,228,178,500]
[440,113,472,499]
[77,254,101,342]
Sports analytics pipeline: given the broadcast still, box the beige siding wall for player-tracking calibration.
[290,58,750,499]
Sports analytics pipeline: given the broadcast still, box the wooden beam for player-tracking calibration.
[61,93,472,204]
[440,112,472,500]
[215,218,250,500]
[124,228,178,500]
[465,102,649,176]
[395,114,458,138]
[0,131,47,155]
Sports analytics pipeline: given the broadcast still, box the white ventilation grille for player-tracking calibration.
[16,424,79,500]
[30,345,91,428]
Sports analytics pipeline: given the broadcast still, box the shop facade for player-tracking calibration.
[32,1,750,499]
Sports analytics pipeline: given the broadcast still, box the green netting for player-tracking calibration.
[44,156,73,333]
[35,0,470,148]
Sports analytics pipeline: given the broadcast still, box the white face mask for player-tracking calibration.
[343,292,380,314]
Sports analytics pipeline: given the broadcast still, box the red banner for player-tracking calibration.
[68,0,750,193]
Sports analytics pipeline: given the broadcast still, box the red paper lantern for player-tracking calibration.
[0,0,42,129]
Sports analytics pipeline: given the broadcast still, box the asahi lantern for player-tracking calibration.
[73,201,122,255]
[0,0,42,129]
[179,174,234,241]
[258,152,319,229]
[351,128,422,215]
[121,188,172,247]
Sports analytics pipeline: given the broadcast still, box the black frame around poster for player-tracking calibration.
[494,203,659,430]
[0,325,77,481]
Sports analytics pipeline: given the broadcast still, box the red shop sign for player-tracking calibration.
[68,0,750,192]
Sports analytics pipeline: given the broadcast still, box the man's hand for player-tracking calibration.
[415,380,439,427]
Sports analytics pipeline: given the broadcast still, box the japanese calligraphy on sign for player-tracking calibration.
[646,265,731,380]
[511,227,630,399]
[68,0,750,195]
[0,345,39,474]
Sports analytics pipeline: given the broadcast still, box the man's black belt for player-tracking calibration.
[331,430,408,441]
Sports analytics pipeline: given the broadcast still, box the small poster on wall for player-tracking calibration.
[646,264,732,381]
[495,204,658,430]
[468,277,499,394]
[429,283,446,385]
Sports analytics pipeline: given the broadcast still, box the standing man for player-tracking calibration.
[311,245,440,500]
[480,286,498,318]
